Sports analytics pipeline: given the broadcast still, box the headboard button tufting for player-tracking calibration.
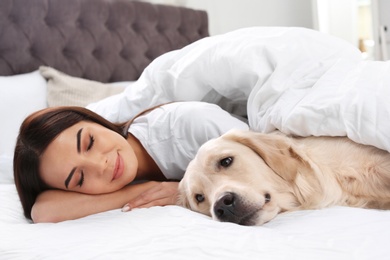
[0,0,209,81]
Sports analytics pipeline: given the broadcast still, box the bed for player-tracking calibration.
[1,0,390,259]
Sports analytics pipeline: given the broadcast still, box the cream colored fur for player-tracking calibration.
[178,130,390,226]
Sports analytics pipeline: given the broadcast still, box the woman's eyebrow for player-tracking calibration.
[64,128,83,189]
[65,167,76,189]
[77,128,83,153]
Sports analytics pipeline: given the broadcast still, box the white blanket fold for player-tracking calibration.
[88,27,390,152]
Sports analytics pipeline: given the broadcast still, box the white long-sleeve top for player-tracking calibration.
[127,101,249,180]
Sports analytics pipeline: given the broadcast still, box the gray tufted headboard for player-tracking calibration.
[0,0,208,82]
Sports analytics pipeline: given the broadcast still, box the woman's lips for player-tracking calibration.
[112,153,124,181]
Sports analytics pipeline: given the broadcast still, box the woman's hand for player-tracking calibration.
[122,181,179,212]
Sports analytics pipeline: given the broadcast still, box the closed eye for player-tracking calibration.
[87,135,95,151]
[78,171,84,187]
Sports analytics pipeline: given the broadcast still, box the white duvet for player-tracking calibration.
[89,27,390,152]
[3,27,390,259]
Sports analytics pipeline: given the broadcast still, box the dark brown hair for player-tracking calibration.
[13,106,128,220]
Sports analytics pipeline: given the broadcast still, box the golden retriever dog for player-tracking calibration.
[178,130,390,226]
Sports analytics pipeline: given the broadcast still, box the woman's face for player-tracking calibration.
[40,121,137,194]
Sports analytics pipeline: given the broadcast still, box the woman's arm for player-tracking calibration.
[31,181,167,223]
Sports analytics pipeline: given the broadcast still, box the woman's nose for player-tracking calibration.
[84,154,108,175]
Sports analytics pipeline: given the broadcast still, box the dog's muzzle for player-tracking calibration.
[213,192,259,226]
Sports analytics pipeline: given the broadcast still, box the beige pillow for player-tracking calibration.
[39,66,127,107]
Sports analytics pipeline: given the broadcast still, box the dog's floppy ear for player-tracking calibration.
[177,193,191,209]
[177,181,191,209]
[224,130,310,182]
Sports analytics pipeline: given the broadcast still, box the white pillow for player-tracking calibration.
[0,71,47,183]
[0,155,13,184]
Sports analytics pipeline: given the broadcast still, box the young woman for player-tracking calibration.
[14,101,249,223]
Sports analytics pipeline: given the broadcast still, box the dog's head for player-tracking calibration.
[178,129,314,226]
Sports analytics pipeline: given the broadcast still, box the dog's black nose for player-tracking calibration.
[213,192,259,225]
[213,192,238,222]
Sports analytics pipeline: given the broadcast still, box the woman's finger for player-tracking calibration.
[122,182,178,212]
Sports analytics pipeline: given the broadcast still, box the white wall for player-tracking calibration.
[372,0,390,60]
[145,0,315,35]
[313,0,358,47]
[143,0,385,59]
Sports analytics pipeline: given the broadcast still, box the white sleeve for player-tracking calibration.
[132,101,249,180]
[170,102,249,164]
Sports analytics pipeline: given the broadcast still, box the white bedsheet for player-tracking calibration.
[89,27,390,152]
[1,183,390,259]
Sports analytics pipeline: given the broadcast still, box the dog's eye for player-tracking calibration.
[265,193,271,203]
[219,157,233,168]
[195,194,205,203]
